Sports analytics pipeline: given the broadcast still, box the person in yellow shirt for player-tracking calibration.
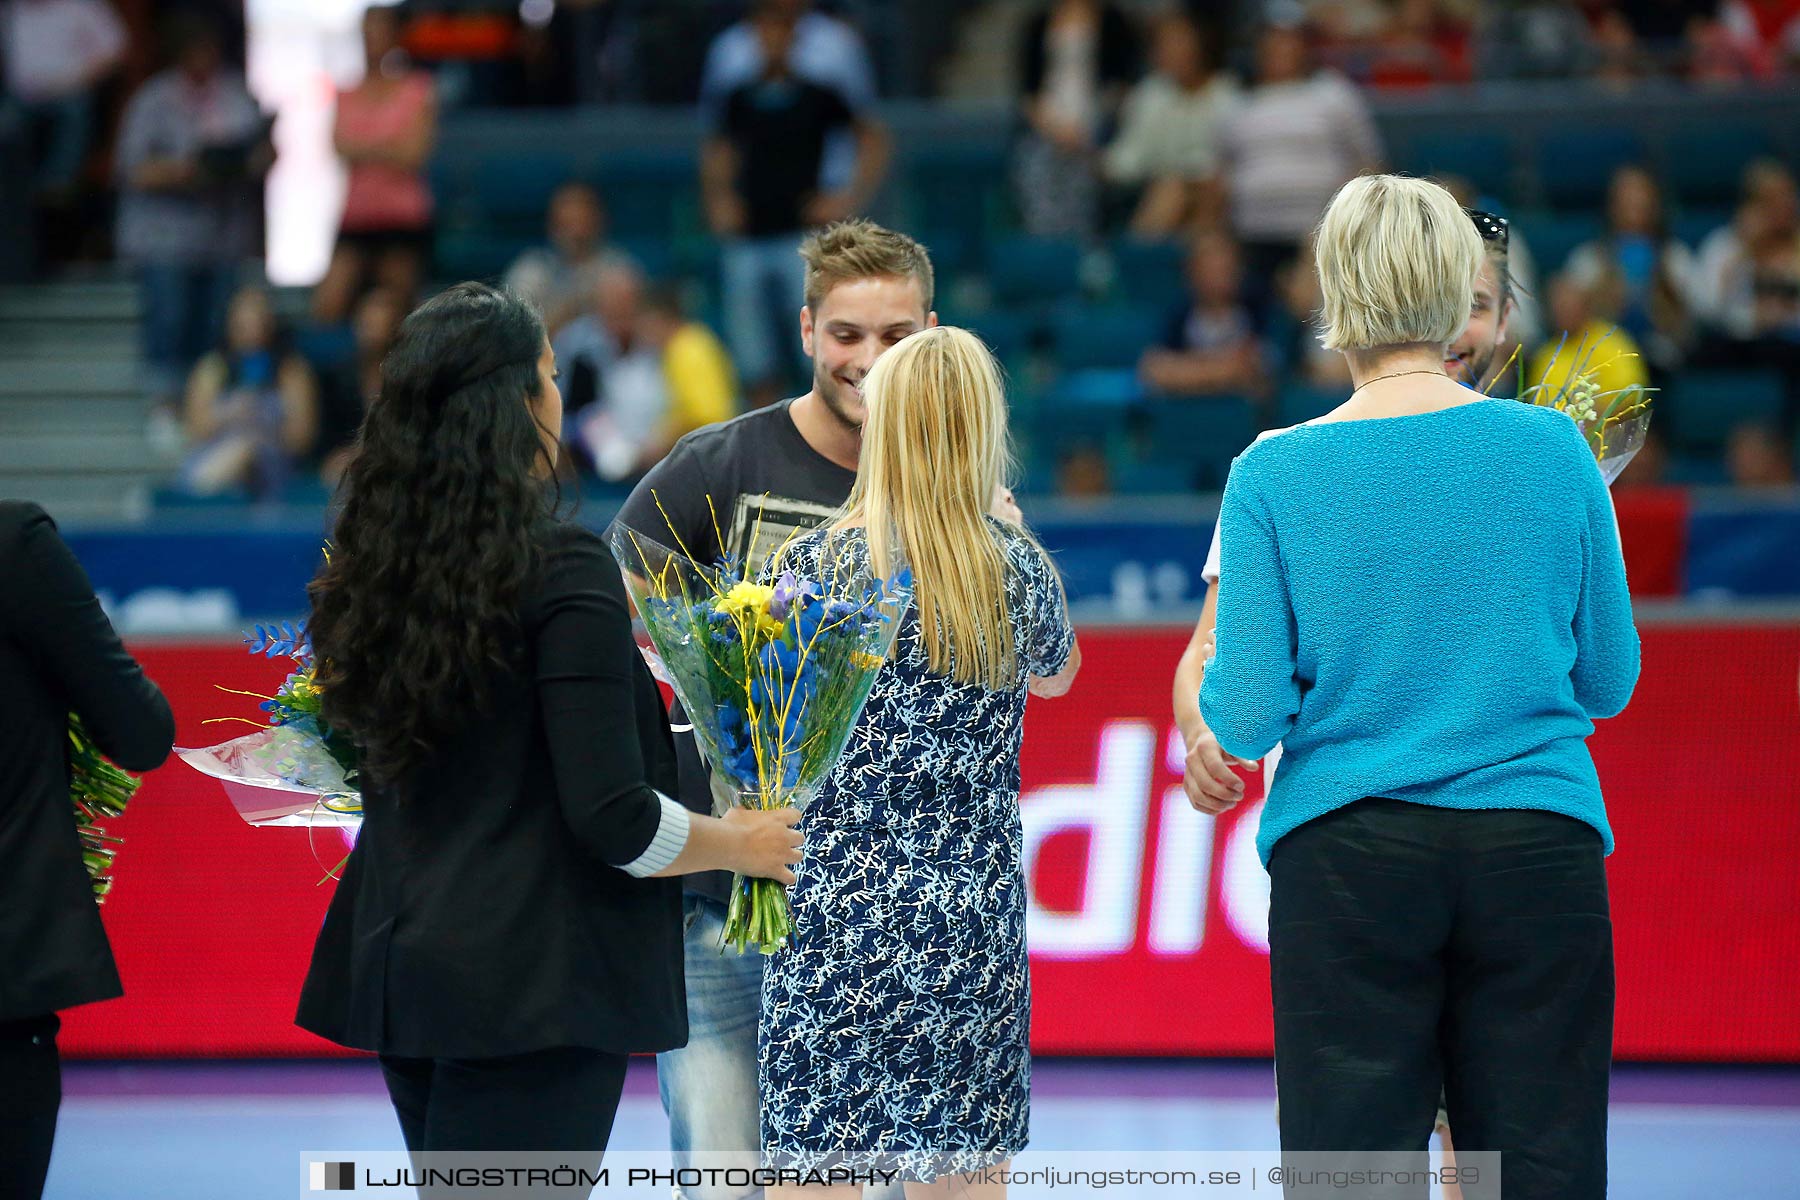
[641,285,739,451]
[1530,272,1652,398]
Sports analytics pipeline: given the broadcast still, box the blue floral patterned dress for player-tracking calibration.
[759,520,1075,1180]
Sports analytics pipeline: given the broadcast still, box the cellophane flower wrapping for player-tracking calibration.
[1516,330,1655,486]
[611,522,911,954]
[176,622,363,830]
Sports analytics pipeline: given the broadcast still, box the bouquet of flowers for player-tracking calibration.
[611,513,910,954]
[1500,330,1655,485]
[176,622,363,835]
[69,716,142,902]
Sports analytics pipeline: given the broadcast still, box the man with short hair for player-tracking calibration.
[113,12,267,407]
[698,0,876,192]
[616,219,935,1200]
[1444,209,1517,392]
[700,7,889,409]
[552,259,669,482]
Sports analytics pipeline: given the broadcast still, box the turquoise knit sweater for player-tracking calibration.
[1197,399,1641,866]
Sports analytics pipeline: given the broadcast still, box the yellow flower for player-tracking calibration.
[719,580,774,614]
[716,581,783,640]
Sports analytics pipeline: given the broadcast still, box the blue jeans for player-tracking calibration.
[657,895,909,1200]
[137,262,239,400]
[719,234,806,390]
[657,895,764,1200]
[22,94,93,194]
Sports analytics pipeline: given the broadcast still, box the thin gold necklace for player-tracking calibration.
[1352,368,1446,394]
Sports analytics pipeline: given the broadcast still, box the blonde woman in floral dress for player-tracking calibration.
[761,327,1079,1198]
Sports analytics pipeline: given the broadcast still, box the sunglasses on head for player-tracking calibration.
[1465,208,1509,251]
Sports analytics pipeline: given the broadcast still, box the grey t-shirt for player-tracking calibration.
[113,69,264,264]
[612,399,855,902]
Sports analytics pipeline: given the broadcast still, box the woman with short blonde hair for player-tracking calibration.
[762,327,1079,1199]
[1313,173,1485,352]
[1197,175,1639,1194]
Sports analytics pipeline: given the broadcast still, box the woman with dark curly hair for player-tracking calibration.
[294,283,802,1168]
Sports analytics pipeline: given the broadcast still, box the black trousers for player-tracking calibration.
[0,1014,61,1200]
[1269,799,1613,1200]
[379,1047,628,1198]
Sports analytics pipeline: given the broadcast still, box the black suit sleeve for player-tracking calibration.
[2,504,174,772]
[534,528,669,866]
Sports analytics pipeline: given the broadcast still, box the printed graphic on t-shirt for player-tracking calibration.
[729,492,843,573]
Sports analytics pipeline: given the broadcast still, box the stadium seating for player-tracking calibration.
[1536,127,1648,210]
[1662,368,1788,451]
[1049,303,1161,373]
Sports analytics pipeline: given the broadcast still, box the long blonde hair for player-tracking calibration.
[842,326,1025,690]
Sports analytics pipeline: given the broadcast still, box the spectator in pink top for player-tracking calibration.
[311,3,437,324]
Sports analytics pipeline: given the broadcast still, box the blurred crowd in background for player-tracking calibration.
[4,0,1800,507]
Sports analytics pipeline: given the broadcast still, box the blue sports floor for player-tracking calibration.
[44,1059,1800,1198]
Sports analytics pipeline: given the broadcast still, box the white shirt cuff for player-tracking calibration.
[621,791,690,878]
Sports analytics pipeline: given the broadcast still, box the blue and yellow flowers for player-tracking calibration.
[240,622,359,784]
[177,619,362,868]
[612,514,911,954]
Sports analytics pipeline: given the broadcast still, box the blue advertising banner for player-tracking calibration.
[59,494,1800,634]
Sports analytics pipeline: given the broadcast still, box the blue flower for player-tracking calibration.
[706,608,741,646]
[725,744,760,785]
[795,599,829,648]
[718,702,748,745]
[243,620,311,663]
[715,703,759,785]
[750,639,807,709]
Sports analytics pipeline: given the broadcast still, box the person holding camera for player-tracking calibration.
[114,12,269,413]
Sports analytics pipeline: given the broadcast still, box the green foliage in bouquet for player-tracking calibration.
[68,716,141,903]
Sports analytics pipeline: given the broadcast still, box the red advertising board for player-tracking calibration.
[58,624,1800,1061]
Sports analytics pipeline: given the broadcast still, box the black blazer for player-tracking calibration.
[0,502,175,1022]
[296,523,685,1058]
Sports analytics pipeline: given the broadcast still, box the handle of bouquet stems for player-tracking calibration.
[719,869,794,956]
[720,871,748,955]
[718,871,777,955]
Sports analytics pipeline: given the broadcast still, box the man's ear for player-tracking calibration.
[800,305,815,353]
[926,310,939,329]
